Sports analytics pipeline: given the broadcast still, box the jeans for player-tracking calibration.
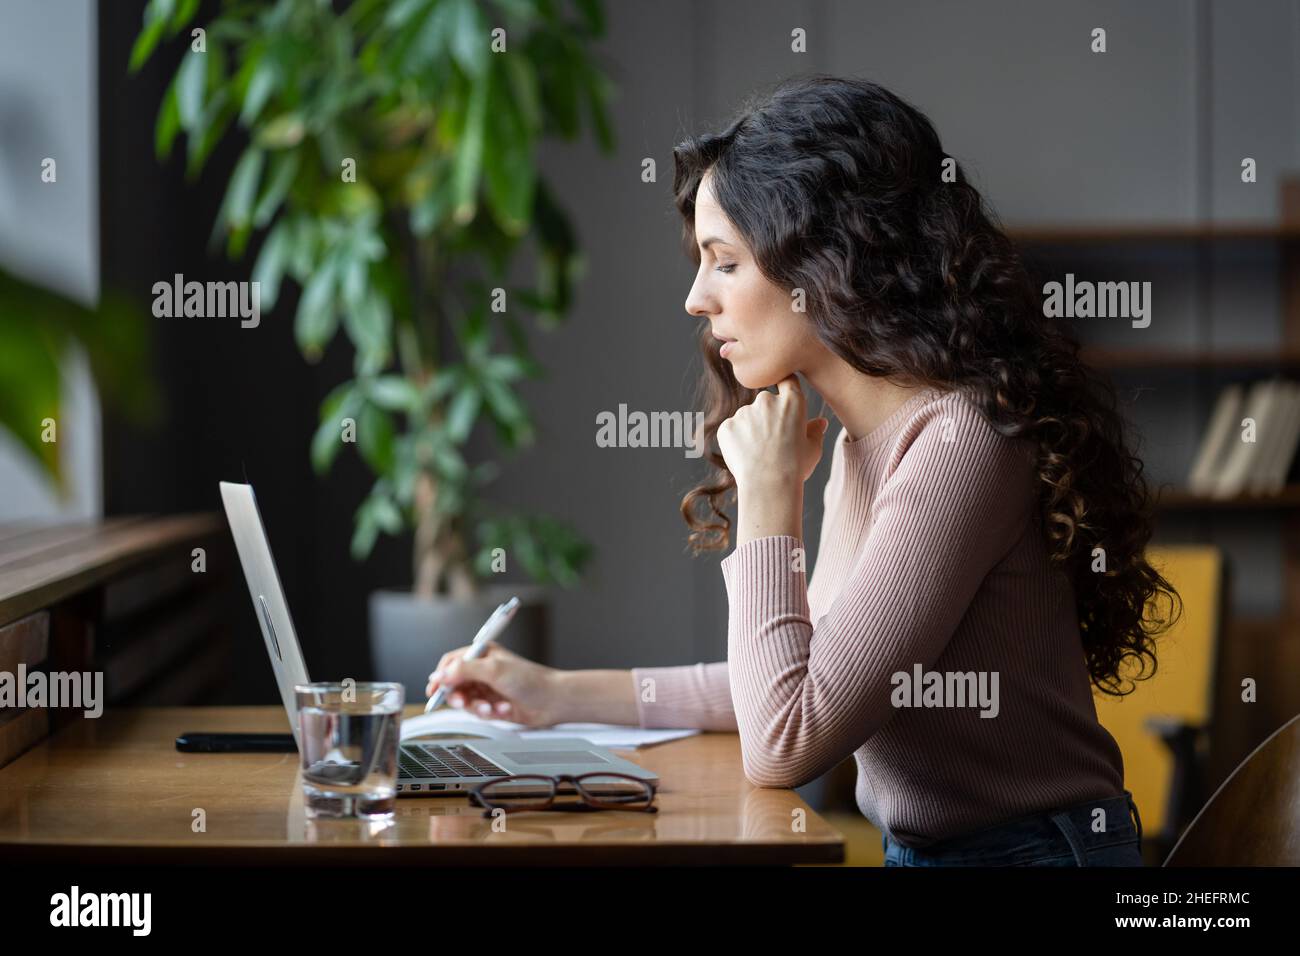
[881,789,1144,866]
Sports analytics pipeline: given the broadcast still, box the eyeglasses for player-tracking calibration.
[468,773,659,816]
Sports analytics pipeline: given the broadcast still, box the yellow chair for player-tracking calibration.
[1093,544,1223,864]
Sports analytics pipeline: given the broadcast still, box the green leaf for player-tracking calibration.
[154,79,181,159]
[541,42,580,138]
[450,67,490,225]
[357,402,396,473]
[445,384,480,442]
[175,47,207,131]
[502,54,541,136]
[251,220,290,311]
[410,188,448,237]
[530,179,579,318]
[483,76,535,235]
[0,266,155,490]
[481,354,532,382]
[384,0,434,29]
[404,0,456,71]
[430,436,468,483]
[286,217,317,275]
[448,0,488,78]
[498,308,531,355]
[391,437,420,505]
[185,88,232,176]
[514,525,542,578]
[210,146,265,257]
[479,513,592,588]
[252,150,300,228]
[129,2,170,73]
[0,320,63,485]
[295,259,339,357]
[171,0,199,32]
[491,0,540,25]
[256,112,306,149]
[341,254,368,308]
[456,305,489,360]
[350,505,380,560]
[240,57,278,127]
[369,491,404,533]
[224,147,266,231]
[311,382,359,474]
[424,368,462,408]
[367,375,421,412]
[480,376,527,428]
[342,293,391,370]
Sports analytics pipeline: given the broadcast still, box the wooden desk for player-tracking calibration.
[0,706,846,866]
[0,515,225,628]
[1165,711,1300,866]
[0,516,234,767]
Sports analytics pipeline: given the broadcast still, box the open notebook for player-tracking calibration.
[401,707,699,750]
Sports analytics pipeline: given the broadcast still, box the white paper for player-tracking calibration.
[520,724,699,749]
[400,708,699,749]
[400,709,520,741]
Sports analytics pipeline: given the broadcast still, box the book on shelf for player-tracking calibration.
[1254,380,1300,492]
[1186,378,1300,498]
[1186,383,1244,494]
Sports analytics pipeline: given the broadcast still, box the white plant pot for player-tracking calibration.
[368,583,549,704]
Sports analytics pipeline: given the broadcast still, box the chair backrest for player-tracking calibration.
[1092,544,1223,839]
[1163,711,1300,865]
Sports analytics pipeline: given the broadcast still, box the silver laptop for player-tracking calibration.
[218,481,659,797]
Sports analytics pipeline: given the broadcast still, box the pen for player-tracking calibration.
[424,596,521,714]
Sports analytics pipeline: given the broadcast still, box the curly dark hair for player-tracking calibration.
[674,74,1181,696]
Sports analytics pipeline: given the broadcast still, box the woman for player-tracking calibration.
[426,75,1182,867]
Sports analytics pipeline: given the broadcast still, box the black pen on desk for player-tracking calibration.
[424,596,520,714]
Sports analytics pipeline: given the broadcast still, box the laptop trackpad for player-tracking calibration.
[501,750,609,765]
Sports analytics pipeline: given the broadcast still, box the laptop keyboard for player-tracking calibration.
[398,743,511,780]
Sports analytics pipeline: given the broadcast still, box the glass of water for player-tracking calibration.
[294,682,404,819]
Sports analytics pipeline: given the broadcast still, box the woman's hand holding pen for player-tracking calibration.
[717,374,829,547]
[425,643,563,728]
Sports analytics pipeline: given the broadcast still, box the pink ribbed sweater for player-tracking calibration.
[632,385,1127,848]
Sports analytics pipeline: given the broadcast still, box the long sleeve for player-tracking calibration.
[630,661,738,731]
[720,411,1034,788]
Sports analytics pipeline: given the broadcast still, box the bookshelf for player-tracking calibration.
[1078,347,1300,370]
[1009,181,1300,785]
[1153,485,1300,510]
[1009,179,1300,515]
[1007,223,1300,244]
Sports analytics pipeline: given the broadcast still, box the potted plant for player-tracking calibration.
[132,0,612,696]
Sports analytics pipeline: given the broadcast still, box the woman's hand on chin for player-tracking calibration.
[717,374,829,492]
[718,374,828,547]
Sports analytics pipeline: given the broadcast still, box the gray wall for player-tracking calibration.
[491,0,1300,675]
[0,0,101,521]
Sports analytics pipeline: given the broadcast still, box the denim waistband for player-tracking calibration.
[921,789,1142,852]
